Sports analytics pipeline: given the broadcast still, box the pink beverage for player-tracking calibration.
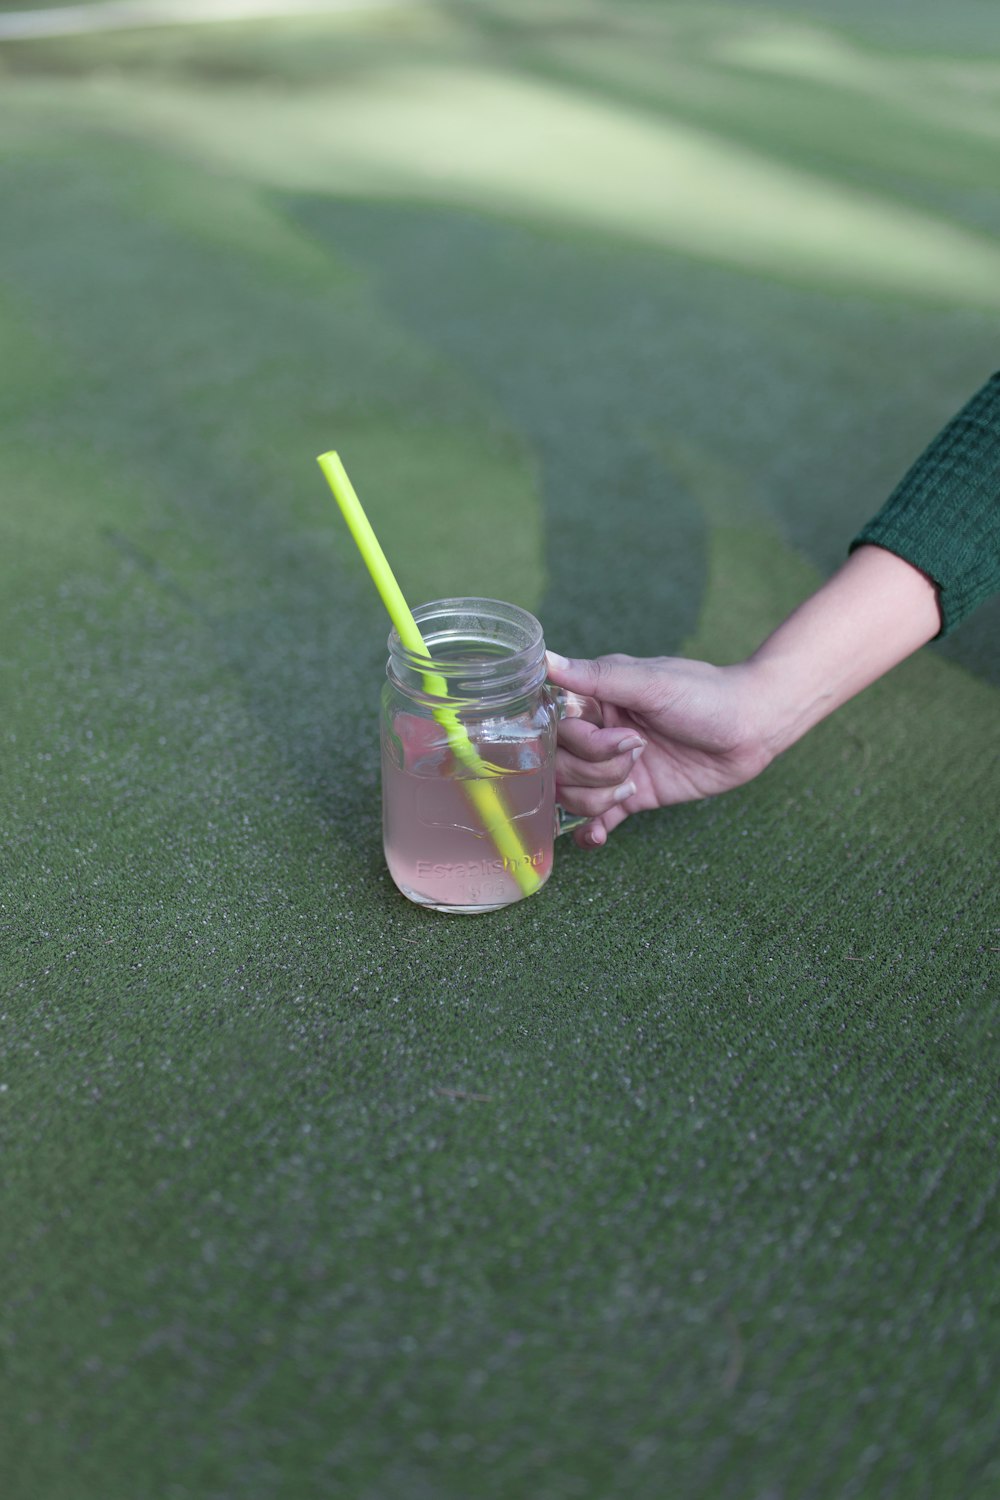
[382,715,555,912]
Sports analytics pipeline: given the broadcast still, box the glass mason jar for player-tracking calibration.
[381,597,581,914]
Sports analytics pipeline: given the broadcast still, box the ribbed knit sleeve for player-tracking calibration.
[849,371,1000,636]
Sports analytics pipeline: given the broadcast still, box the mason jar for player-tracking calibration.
[381,597,581,914]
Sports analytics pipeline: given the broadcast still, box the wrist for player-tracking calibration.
[737,653,829,760]
[717,660,787,774]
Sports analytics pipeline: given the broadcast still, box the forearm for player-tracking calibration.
[745,544,942,758]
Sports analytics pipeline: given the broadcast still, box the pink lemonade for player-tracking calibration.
[382,712,555,912]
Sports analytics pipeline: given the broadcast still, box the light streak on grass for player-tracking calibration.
[0,0,409,41]
[33,59,1000,306]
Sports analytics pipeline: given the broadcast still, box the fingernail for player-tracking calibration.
[617,736,643,753]
[630,744,645,763]
[612,780,636,803]
[562,691,586,719]
[545,650,569,671]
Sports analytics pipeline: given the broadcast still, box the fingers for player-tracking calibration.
[555,727,643,820]
[554,703,646,839]
[545,645,665,852]
[558,776,638,821]
[572,803,631,849]
[546,649,657,712]
[556,718,645,787]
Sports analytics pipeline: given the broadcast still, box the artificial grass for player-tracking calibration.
[1,5,999,1498]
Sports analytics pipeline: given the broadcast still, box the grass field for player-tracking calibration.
[2,3,999,1497]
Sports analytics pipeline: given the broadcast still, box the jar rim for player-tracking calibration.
[386,596,546,703]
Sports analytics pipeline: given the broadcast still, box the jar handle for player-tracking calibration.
[555,803,589,837]
[550,685,599,837]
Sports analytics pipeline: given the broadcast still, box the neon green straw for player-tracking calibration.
[317,451,541,898]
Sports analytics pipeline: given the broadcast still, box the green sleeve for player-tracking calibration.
[849,371,1000,637]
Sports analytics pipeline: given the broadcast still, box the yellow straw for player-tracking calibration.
[317,451,541,898]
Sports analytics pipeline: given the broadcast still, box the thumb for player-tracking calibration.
[544,650,656,711]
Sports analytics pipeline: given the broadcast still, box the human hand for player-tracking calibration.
[545,545,943,849]
[545,651,773,848]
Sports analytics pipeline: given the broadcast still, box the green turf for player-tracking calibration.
[2,5,999,1498]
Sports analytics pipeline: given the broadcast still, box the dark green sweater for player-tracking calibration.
[850,370,1000,636]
